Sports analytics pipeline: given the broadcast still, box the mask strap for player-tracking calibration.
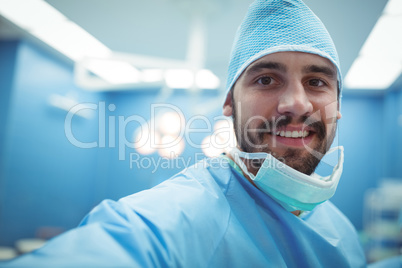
[325,146,344,169]
[315,146,344,183]
[326,146,343,155]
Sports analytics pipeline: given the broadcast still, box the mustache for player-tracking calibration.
[257,115,326,141]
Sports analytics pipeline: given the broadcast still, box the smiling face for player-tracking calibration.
[223,52,342,175]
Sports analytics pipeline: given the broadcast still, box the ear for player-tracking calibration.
[223,91,233,117]
[337,101,342,120]
[337,111,342,120]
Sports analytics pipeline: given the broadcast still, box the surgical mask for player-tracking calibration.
[231,146,344,212]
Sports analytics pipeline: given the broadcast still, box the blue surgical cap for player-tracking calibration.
[226,0,341,96]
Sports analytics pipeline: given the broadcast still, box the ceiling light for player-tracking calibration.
[141,69,164,83]
[202,135,224,157]
[0,0,66,30]
[384,0,402,15]
[134,124,160,155]
[164,69,194,89]
[345,3,402,90]
[85,59,140,84]
[0,0,110,61]
[158,135,185,159]
[195,69,220,89]
[0,0,222,91]
[32,21,111,61]
[213,120,237,149]
[344,56,401,89]
[158,112,184,135]
[360,16,402,59]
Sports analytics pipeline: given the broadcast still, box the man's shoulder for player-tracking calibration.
[305,201,360,237]
[117,157,235,224]
[152,156,235,197]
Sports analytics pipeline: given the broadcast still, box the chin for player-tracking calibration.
[278,148,321,175]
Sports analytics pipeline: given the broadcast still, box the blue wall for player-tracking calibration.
[332,93,385,229]
[0,39,401,246]
[383,90,402,177]
[332,88,402,229]
[0,40,222,246]
[0,41,18,163]
[0,40,103,245]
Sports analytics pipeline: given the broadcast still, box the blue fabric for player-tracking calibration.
[226,0,342,95]
[1,158,365,267]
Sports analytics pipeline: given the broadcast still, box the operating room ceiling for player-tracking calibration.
[0,0,389,83]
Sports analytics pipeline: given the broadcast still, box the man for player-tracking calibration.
[2,0,366,267]
[224,51,343,216]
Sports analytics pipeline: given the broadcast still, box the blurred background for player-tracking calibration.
[0,0,401,263]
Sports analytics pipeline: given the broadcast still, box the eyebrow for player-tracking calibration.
[244,61,287,77]
[302,65,337,79]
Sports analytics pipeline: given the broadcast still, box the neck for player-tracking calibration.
[227,153,301,216]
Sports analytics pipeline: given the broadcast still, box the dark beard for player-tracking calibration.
[231,93,334,175]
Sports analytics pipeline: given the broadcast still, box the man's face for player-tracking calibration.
[223,52,342,175]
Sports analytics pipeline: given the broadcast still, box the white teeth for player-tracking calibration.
[276,130,310,138]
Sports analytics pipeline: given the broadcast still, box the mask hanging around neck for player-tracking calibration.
[230,146,344,212]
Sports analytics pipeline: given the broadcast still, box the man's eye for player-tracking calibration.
[257,76,273,85]
[309,79,325,87]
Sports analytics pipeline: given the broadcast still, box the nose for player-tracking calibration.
[277,81,313,117]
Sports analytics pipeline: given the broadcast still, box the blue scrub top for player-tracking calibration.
[1,157,366,267]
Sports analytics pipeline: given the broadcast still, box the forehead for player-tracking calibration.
[243,51,337,77]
